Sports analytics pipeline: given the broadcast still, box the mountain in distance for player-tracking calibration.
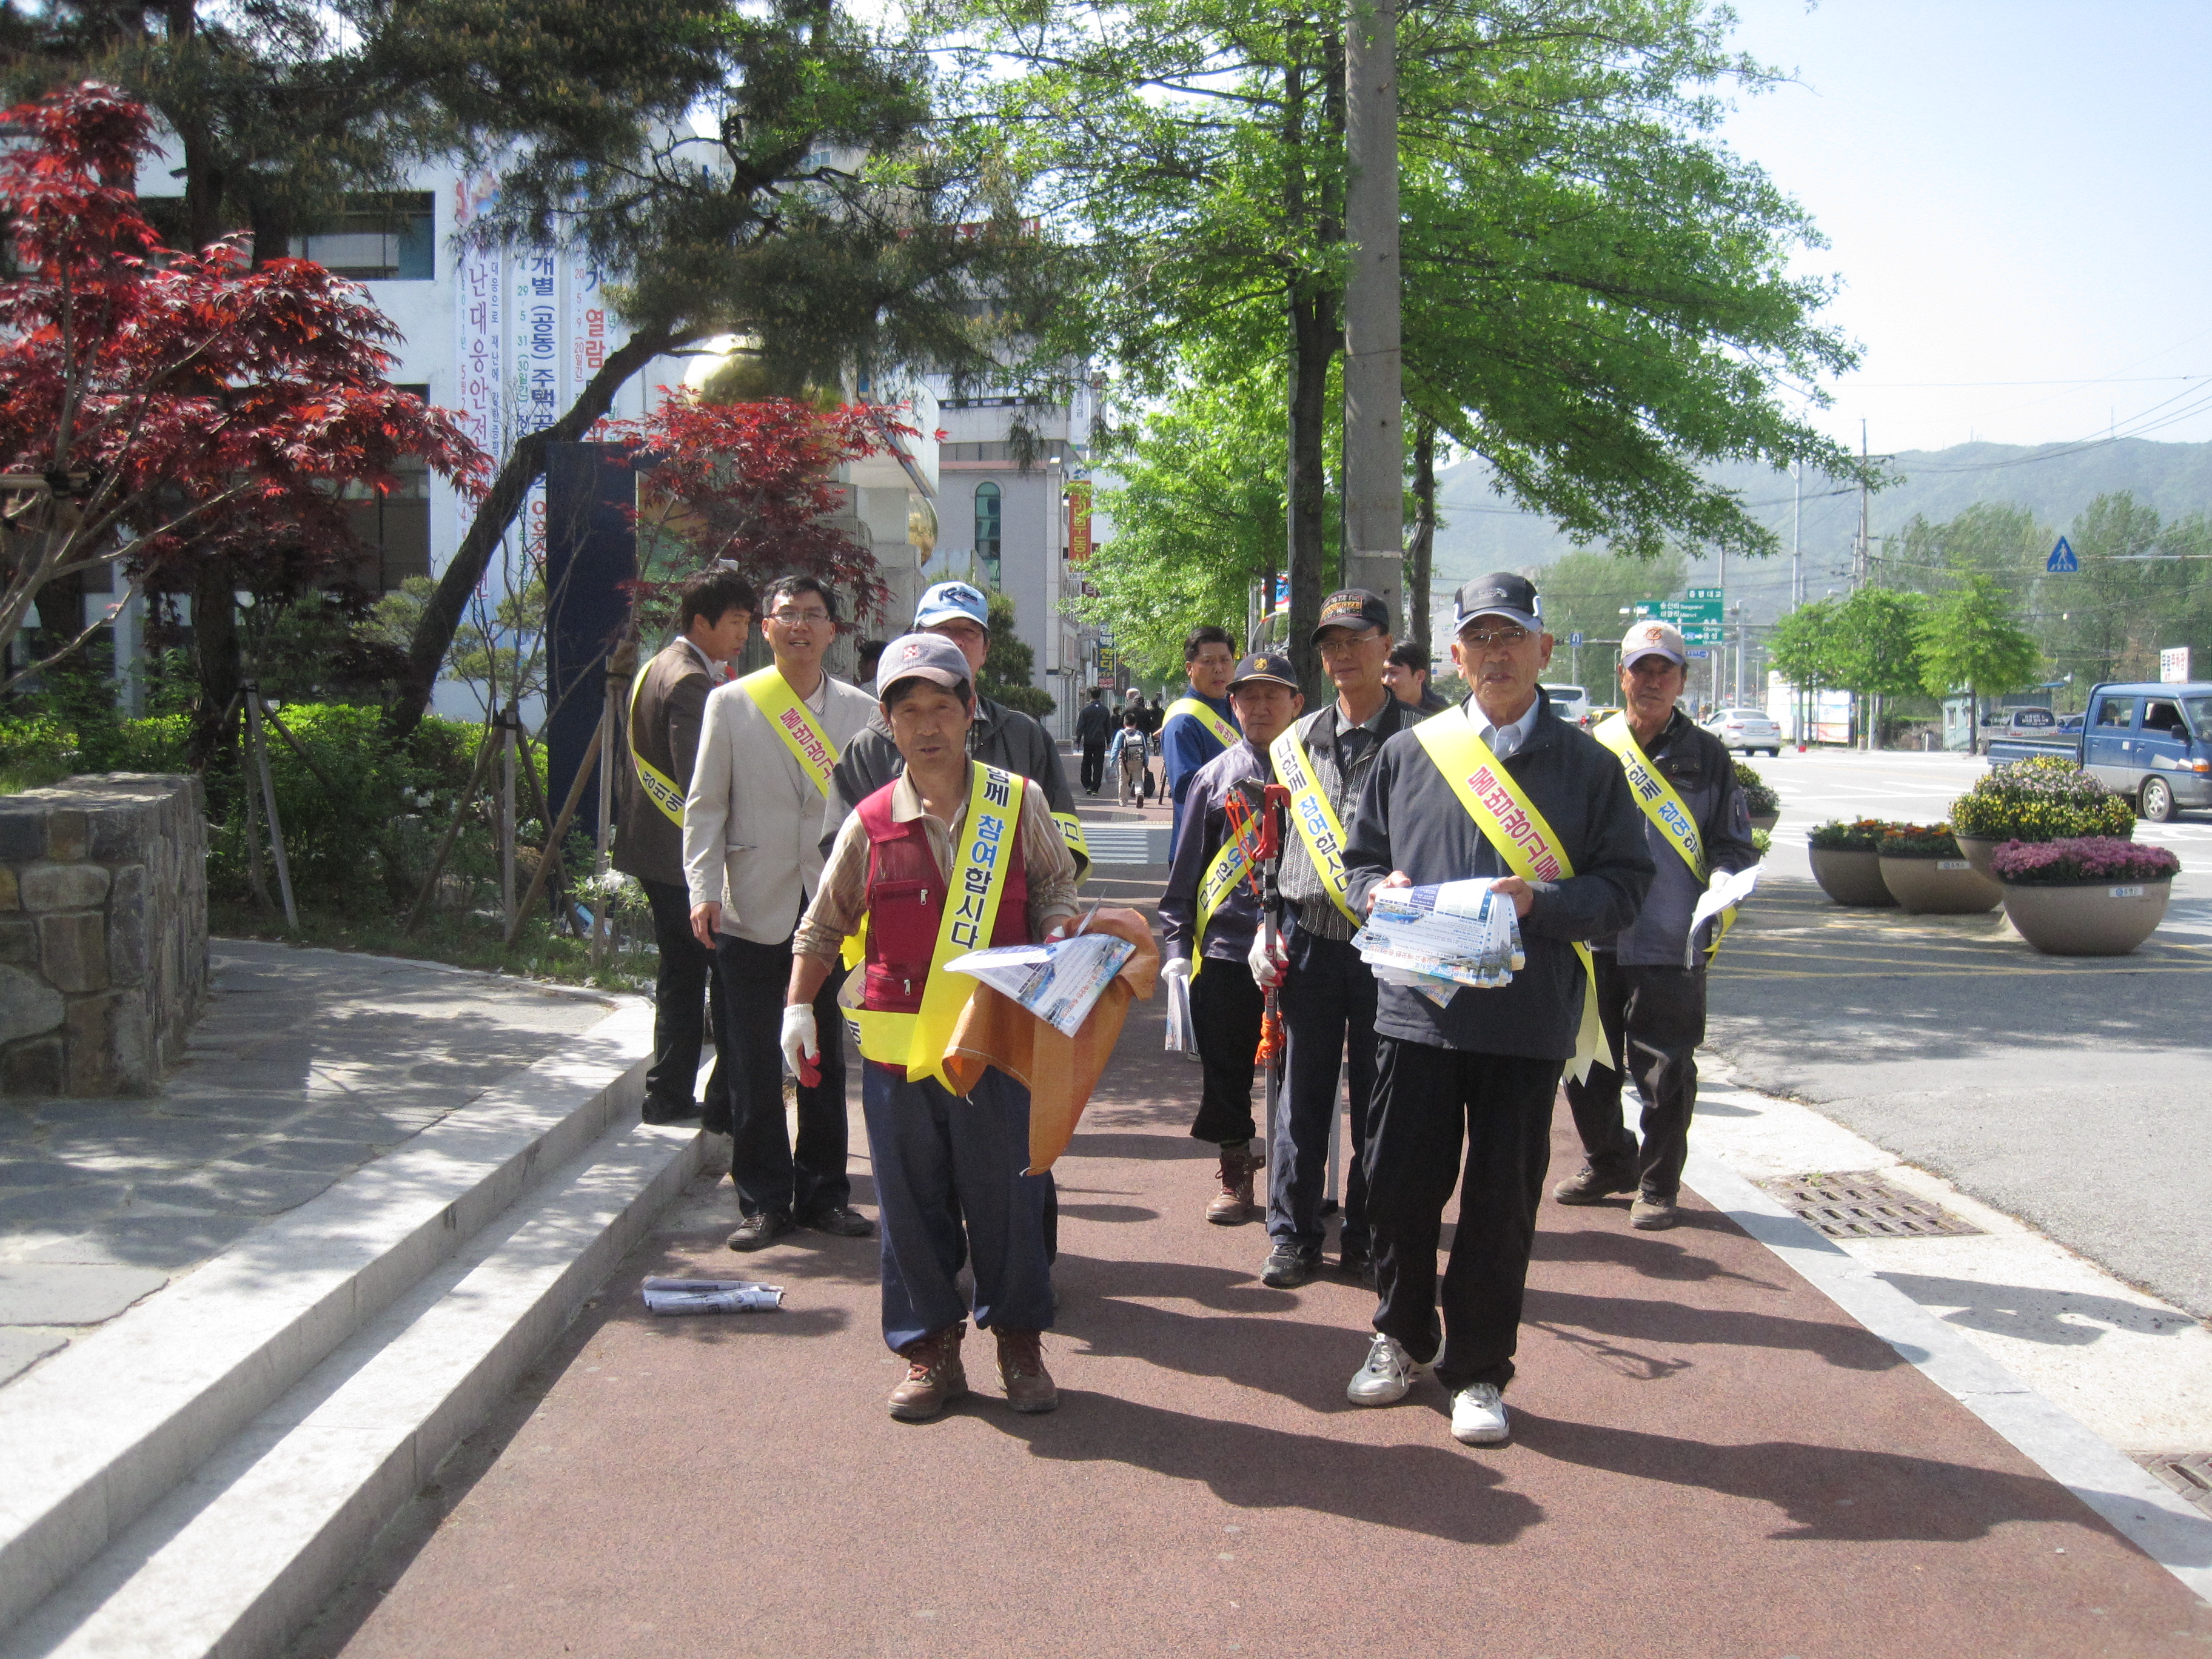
[1429,436,2212,630]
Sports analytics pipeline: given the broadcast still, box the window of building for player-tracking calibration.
[340,383,433,591]
[294,193,435,281]
[974,481,1002,591]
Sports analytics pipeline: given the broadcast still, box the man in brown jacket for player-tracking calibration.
[612,565,756,1126]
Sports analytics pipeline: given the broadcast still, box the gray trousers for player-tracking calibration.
[1561,955,1708,1200]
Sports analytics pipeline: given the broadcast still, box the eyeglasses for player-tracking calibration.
[771,608,831,625]
[1460,627,1531,649]
[1317,629,1380,655]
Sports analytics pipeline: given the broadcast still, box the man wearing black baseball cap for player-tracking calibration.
[1338,571,1652,1446]
[1247,589,1419,1289]
[1159,652,1304,1226]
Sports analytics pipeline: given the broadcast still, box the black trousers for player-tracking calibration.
[711,931,850,1219]
[1080,741,1107,794]
[1562,956,1708,1201]
[643,878,726,1127]
[1188,954,1264,1144]
[1270,929,1376,1252]
[1367,1038,1561,1393]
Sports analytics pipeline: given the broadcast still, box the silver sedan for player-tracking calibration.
[1701,707,1783,755]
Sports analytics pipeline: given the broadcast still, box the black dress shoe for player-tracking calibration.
[800,1204,875,1239]
[1338,1245,1376,1286]
[641,1097,700,1126]
[726,1212,793,1251]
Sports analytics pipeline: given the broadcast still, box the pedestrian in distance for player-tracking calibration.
[1160,628,1242,851]
[1107,709,1151,806]
[1076,686,1113,795]
[1555,618,1758,1230]
[1341,571,1654,1446]
[1250,589,1419,1289]
[612,564,754,1129]
[684,574,880,1251]
[785,633,1081,1421]
[1382,641,1452,715]
[1158,652,1306,1227]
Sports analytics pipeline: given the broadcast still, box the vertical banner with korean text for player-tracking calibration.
[512,250,561,582]
[452,173,504,545]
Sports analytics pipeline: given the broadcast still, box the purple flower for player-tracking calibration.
[1989,836,2181,886]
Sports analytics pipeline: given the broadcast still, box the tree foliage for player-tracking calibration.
[1531,547,1687,699]
[979,589,1056,716]
[1916,576,2043,753]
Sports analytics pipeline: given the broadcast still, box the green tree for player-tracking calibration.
[1827,587,1928,749]
[1768,595,1843,742]
[1533,548,1687,702]
[979,589,1056,717]
[1917,577,2042,755]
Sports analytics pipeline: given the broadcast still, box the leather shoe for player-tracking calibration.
[889,1323,968,1421]
[726,1211,793,1252]
[640,1096,700,1125]
[1553,1165,1638,1205]
[1630,1195,1679,1230]
[1338,1245,1376,1287]
[801,1204,875,1238]
[996,1328,1059,1413]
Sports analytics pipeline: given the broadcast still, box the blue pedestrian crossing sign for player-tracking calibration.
[2047,537,2079,574]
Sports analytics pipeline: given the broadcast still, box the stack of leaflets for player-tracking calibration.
[947,929,1136,1039]
[641,1276,786,1315]
[1354,879,1524,1008]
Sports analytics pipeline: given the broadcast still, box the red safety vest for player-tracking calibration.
[855,783,1031,1017]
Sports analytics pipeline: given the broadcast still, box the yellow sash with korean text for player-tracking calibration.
[845,764,1025,1091]
[737,666,839,796]
[1188,828,1254,976]
[1412,716,1609,1083]
[1270,724,1361,925]
[1164,696,1240,751]
[1051,811,1092,875]
[626,662,689,826]
[1592,714,1736,959]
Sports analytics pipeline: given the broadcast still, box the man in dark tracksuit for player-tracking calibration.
[1556,617,1758,1231]
[1341,571,1652,1447]
[1075,687,1113,795]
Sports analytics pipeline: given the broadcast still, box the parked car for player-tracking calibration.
[1701,706,1783,756]
[1540,683,1590,725]
[1985,682,2212,821]
[1580,705,1621,730]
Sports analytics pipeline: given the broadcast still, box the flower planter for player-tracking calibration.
[1808,845,1895,907]
[2000,879,2172,956]
[1955,836,2001,880]
[1748,812,1780,833]
[1877,855,2002,914]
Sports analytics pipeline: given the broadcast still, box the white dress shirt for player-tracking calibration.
[1470,692,1543,759]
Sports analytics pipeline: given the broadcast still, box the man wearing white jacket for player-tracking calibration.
[685,574,880,1251]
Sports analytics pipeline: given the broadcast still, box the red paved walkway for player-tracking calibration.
[324,998,2211,1658]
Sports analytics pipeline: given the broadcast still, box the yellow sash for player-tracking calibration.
[1188,828,1255,975]
[1270,723,1361,925]
[845,764,1026,1091]
[1164,695,1240,751]
[1411,716,1609,1083]
[1051,811,1092,874]
[736,665,840,796]
[1592,714,1736,959]
[626,657,690,826]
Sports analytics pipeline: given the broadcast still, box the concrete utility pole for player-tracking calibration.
[1342,0,1404,624]
[1853,420,1871,591]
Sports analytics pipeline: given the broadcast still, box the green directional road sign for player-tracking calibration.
[1634,588,1724,645]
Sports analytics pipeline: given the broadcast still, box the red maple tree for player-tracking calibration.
[0,81,487,686]
[603,390,920,628]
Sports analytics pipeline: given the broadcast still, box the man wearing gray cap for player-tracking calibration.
[1340,571,1652,1446]
[1555,617,1758,1231]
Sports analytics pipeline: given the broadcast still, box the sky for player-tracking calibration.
[1717,0,2212,456]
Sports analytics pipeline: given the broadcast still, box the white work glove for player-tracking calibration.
[779,1004,819,1082]
[1161,954,1191,987]
[1247,928,1287,990]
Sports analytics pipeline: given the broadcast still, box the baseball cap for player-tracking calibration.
[1452,572,1543,634]
[874,632,973,699]
[913,580,990,632]
[1228,652,1300,691]
[1620,617,1688,668]
[1312,588,1390,643]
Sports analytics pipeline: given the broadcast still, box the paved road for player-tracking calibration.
[1709,749,2212,1318]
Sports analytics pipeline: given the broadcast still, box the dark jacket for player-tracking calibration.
[1159,739,1271,964]
[1075,697,1114,748]
[611,638,713,888]
[820,694,1085,873]
[1603,710,1759,967]
[1344,692,1655,1060]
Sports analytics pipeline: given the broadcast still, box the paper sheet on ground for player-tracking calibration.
[947,931,1137,1039]
[641,1277,785,1315]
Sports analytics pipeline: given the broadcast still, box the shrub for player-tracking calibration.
[1808,817,1888,852]
[1734,760,1780,817]
[1951,757,2136,843]
[1751,826,1771,857]
[1878,822,1962,859]
[1989,836,2180,886]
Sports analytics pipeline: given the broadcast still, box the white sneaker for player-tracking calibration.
[1450,1382,1510,1445]
[1347,1332,1426,1406]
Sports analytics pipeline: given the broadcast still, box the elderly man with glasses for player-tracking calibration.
[1338,571,1654,1447]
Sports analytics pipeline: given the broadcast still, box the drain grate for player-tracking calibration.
[1755,1171,1983,1239]
[2133,1453,2212,1517]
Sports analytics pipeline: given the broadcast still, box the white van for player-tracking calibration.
[1541,684,1590,725]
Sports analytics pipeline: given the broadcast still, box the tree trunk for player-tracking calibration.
[1287,288,1335,703]
[384,324,693,739]
[187,554,241,769]
[1408,412,1436,656]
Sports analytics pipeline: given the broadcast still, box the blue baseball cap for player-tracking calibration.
[914,580,990,632]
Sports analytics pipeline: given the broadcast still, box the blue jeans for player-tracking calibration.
[862,1062,1055,1353]
[1269,927,1376,1253]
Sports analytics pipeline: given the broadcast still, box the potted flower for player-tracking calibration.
[1807,819,1896,907]
[1875,822,2002,914]
[1735,760,1780,833]
[1950,757,2134,878]
[1991,837,2179,954]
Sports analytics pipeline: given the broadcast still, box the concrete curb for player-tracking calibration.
[1683,1144,2212,1604]
[0,1001,654,1635]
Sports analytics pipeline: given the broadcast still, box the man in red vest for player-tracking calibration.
[785,633,1081,1422]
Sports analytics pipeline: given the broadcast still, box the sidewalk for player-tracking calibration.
[300,991,2212,1659]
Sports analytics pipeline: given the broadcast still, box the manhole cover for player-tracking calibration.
[1755,1172,1983,1239]
[2133,1453,2212,1516]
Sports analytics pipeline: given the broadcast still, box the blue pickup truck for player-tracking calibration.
[1985,680,2212,821]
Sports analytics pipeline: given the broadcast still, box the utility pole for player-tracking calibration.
[1342,0,1403,625]
[1853,420,1871,591]
[1791,460,1802,610]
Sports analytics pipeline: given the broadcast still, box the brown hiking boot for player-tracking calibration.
[1552,1165,1638,1206]
[995,1328,1059,1413]
[1205,1143,1264,1225]
[887,1322,968,1422]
